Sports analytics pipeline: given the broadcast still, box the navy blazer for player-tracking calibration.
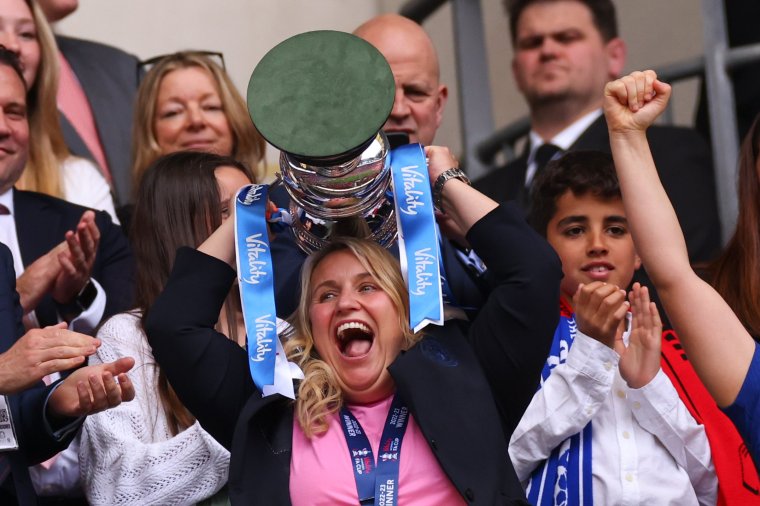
[57,35,140,207]
[146,204,562,504]
[473,115,722,264]
[13,189,135,327]
[0,243,78,505]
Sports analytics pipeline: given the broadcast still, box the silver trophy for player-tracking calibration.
[277,132,396,254]
[247,30,398,254]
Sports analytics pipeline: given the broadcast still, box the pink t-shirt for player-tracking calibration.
[290,395,465,505]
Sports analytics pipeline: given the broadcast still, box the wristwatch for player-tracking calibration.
[56,279,98,321]
[432,168,471,212]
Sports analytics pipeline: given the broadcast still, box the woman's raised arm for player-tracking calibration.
[604,70,754,406]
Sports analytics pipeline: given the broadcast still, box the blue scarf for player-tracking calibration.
[526,299,593,506]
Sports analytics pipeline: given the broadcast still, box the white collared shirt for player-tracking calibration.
[0,188,106,334]
[509,329,717,506]
[524,108,604,186]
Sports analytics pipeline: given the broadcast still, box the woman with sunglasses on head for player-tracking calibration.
[131,51,265,190]
[145,146,562,504]
[0,0,117,222]
[78,151,253,505]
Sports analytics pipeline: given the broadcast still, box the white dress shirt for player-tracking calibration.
[61,157,119,224]
[509,329,717,505]
[524,109,603,186]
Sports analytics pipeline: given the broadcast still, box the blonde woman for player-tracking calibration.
[131,51,265,190]
[0,0,117,221]
[145,146,562,504]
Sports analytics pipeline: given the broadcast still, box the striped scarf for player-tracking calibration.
[526,298,593,506]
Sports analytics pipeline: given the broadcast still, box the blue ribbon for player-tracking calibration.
[340,395,410,505]
[234,184,278,392]
[390,144,444,332]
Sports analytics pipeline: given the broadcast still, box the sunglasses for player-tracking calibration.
[136,50,226,82]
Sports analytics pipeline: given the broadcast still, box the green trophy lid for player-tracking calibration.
[247,30,395,159]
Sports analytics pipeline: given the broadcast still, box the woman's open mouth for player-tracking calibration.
[336,321,374,358]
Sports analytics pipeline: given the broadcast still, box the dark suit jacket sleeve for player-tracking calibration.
[144,247,254,449]
[0,244,77,465]
[93,210,134,319]
[472,156,526,203]
[465,203,562,436]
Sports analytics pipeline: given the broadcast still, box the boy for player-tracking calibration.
[508,151,717,505]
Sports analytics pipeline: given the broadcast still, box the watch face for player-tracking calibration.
[78,281,98,309]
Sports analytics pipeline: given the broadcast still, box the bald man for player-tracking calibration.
[352,14,496,320]
[354,14,448,146]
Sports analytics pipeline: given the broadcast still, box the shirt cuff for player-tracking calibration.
[626,369,678,423]
[42,381,84,441]
[566,330,620,385]
[61,278,106,335]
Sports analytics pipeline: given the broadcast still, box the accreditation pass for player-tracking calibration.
[0,396,19,451]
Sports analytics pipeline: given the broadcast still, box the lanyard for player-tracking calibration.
[339,394,410,506]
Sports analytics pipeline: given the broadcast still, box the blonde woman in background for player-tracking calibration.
[131,50,265,189]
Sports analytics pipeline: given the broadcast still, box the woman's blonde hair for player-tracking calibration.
[283,237,420,437]
[131,51,265,190]
[14,0,69,198]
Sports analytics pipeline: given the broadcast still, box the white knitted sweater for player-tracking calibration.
[79,312,230,505]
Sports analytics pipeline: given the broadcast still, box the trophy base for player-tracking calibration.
[289,198,397,254]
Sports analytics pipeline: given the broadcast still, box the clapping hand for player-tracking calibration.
[573,281,629,349]
[618,283,662,389]
[48,356,135,418]
[52,211,100,306]
[0,323,99,395]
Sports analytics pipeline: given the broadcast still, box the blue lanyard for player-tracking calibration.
[339,394,410,506]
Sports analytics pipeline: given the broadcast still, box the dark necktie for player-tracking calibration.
[519,143,562,209]
[533,143,562,177]
[0,202,13,487]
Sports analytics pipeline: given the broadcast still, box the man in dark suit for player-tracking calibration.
[474,0,721,263]
[0,44,133,335]
[0,241,136,505]
[39,0,140,207]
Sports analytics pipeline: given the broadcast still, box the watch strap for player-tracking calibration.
[55,280,97,321]
[432,168,471,211]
